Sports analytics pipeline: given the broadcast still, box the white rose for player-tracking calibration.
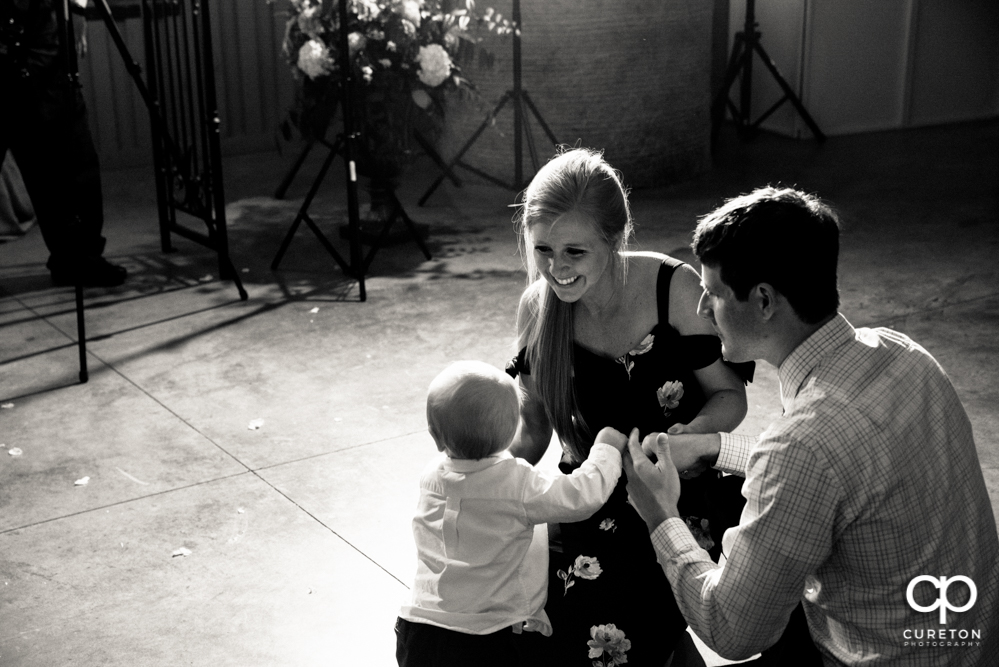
[348,31,367,57]
[297,39,334,79]
[416,43,451,88]
[350,0,381,21]
[394,0,421,27]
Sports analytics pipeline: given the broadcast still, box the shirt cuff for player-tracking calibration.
[715,432,755,476]
[589,441,623,464]
[650,518,702,560]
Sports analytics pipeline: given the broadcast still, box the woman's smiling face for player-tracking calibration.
[530,211,618,303]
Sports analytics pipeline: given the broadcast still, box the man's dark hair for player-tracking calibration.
[692,187,841,324]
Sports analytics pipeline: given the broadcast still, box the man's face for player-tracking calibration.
[697,264,761,363]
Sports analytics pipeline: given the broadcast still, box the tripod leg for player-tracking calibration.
[271,137,342,270]
[712,34,746,142]
[418,92,513,205]
[360,216,397,274]
[413,130,461,188]
[302,213,352,275]
[98,0,183,164]
[75,283,88,383]
[273,139,316,199]
[392,192,432,260]
[521,91,559,147]
[221,255,249,300]
[751,41,826,141]
[520,101,541,174]
[738,35,754,139]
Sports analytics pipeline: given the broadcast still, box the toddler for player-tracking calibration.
[396,360,626,667]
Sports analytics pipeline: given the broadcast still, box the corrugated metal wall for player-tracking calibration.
[79,0,294,169]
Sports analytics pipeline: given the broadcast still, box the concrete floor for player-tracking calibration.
[1,120,997,666]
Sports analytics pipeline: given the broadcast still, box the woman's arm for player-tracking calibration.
[669,264,748,434]
[511,373,554,464]
[509,284,554,464]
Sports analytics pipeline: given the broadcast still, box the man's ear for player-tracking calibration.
[754,283,780,321]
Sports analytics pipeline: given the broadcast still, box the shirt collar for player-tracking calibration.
[444,449,513,473]
[778,313,855,409]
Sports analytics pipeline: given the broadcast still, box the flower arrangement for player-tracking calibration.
[270,0,513,176]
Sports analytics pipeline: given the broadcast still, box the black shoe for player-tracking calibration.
[51,257,128,287]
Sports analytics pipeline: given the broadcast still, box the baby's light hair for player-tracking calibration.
[426,361,522,460]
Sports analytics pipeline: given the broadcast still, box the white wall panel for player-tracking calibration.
[724,0,999,138]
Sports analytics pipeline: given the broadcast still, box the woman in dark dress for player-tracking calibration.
[507,149,753,666]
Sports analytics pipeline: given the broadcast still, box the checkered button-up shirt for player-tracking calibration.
[652,314,999,666]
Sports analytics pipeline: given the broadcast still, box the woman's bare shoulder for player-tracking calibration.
[623,251,672,293]
[623,250,671,264]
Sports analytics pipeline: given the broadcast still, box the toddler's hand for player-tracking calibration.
[595,426,628,453]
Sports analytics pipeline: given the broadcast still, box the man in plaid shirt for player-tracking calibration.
[623,187,999,666]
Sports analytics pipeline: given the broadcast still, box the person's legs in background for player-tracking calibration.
[0,152,36,240]
[0,3,126,287]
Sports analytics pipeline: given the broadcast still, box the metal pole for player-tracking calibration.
[336,0,365,300]
[739,0,756,135]
[512,0,523,190]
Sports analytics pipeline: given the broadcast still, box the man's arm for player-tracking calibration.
[663,431,754,478]
[625,431,835,660]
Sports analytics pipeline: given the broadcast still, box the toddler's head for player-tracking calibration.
[426,361,521,460]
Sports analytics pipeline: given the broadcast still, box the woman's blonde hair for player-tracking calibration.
[514,148,633,461]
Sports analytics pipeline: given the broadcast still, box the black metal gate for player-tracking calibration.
[140,0,245,299]
[94,0,246,299]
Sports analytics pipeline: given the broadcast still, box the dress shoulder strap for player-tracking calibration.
[656,256,685,327]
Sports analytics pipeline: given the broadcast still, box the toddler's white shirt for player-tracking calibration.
[399,443,622,636]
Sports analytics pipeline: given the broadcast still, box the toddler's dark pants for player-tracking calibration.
[395,618,535,667]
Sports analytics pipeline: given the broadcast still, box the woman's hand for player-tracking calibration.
[624,429,680,531]
[595,426,628,454]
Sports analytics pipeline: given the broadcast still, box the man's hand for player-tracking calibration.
[623,428,681,531]
[653,432,721,478]
[594,426,628,454]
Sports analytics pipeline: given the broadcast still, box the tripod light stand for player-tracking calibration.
[712,0,825,143]
[54,0,88,382]
[418,0,558,205]
[270,0,433,302]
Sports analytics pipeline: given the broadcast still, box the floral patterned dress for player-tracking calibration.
[508,257,753,666]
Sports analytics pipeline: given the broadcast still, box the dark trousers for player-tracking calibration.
[1,4,107,269]
[395,618,534,667]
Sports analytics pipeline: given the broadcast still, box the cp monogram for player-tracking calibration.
[906,575,978,624]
